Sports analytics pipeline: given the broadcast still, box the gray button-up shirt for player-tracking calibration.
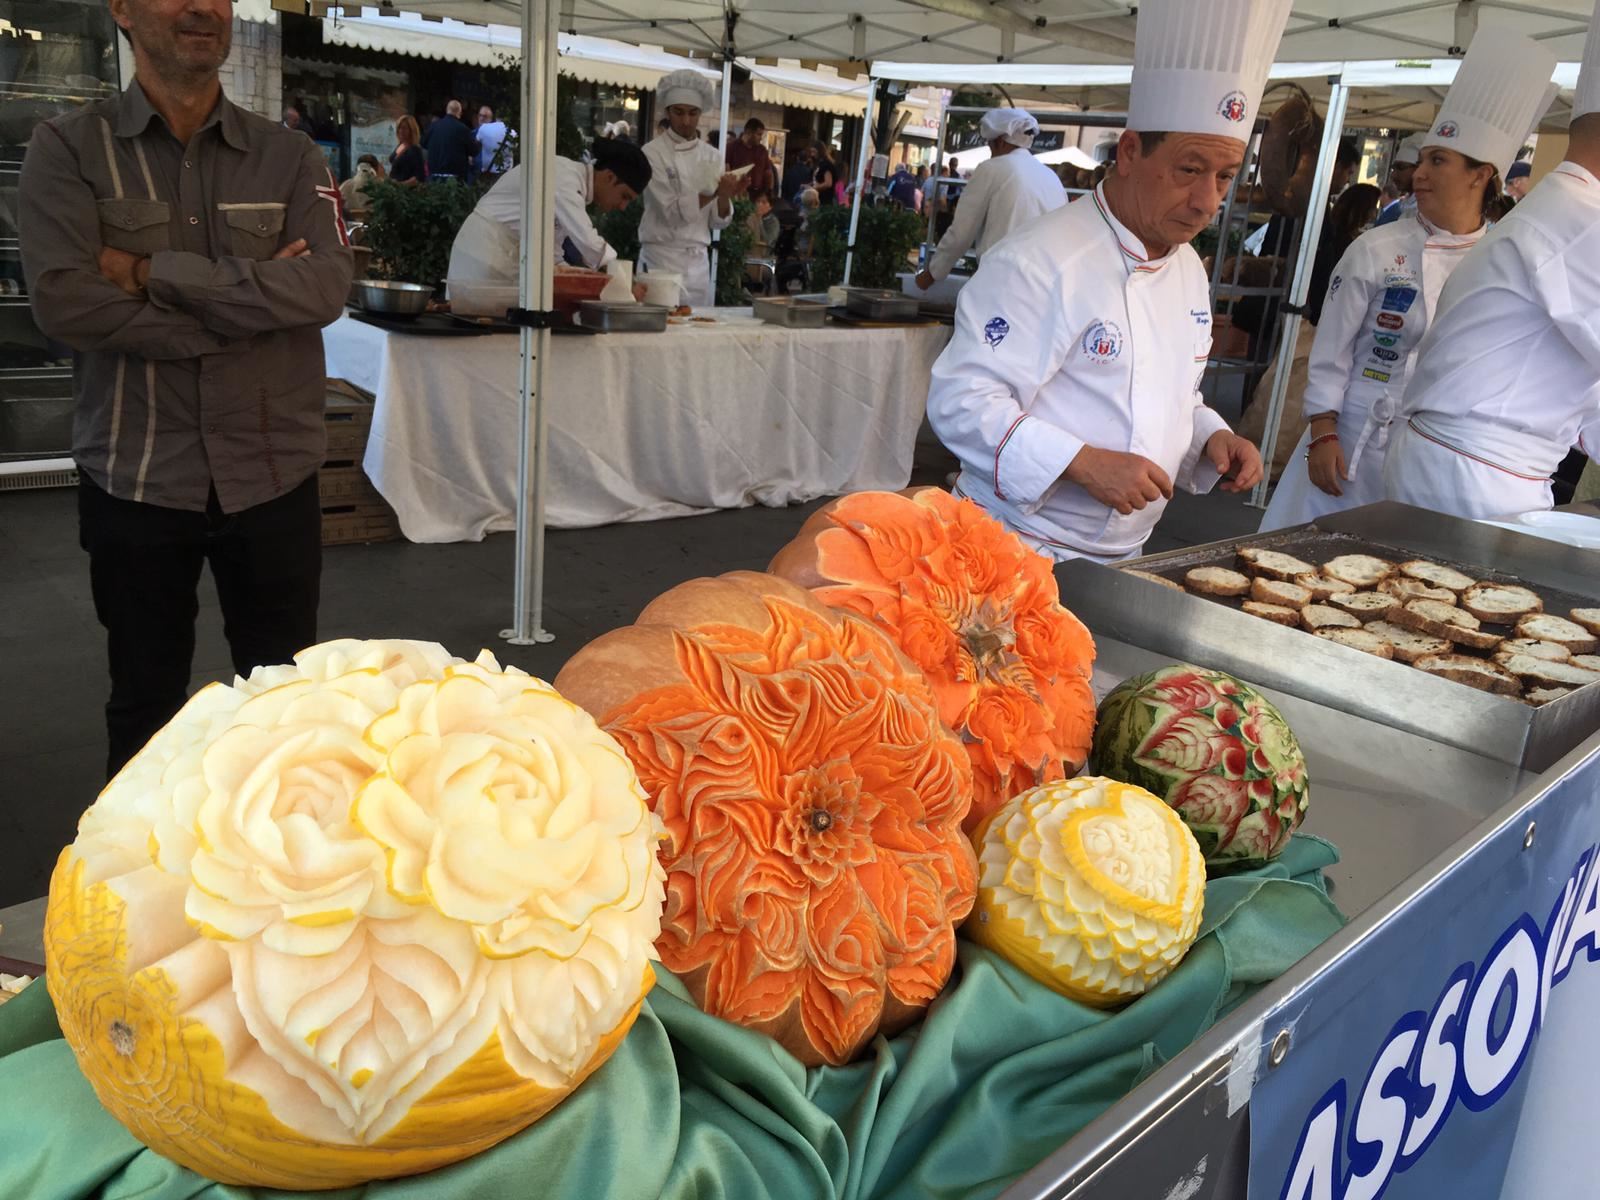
[20,82,353,512]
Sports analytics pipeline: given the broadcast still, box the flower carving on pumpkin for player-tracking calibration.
[769,488,1096,831]
[555,572,978,1066]
[47,640,665,1188]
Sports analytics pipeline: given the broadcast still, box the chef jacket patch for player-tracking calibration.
[1329,275,1342,295]
[1081,320,1124,364]
[1381,286,1417,314]
[1436,121,1459,139]
[1217,91,1248,123]
[1377,312,1404,330]
[1191,308,1210,326]
[1373,333,1399,348]
[1371,346,1400,362]
[984,317,1010,349]
[1362,367,1391,383]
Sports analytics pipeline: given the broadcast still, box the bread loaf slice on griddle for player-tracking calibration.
[1251,577,1314,608]
[1296,573,1357,600]
[1461,584,1543,625]
[1237,547,1318,581]
[1365,621,1451,665]
[1380,577,1458,604]
[1413,654,1522,697]
[1329,591,1398,622]
[1399,560,1476,593]
[1322,554,1395,589]
[1243,601,1302,626]
[1185,566,1252,597]
[1515,614,1599,655]
[1301,604,1362,632]
[1315,628,1396,660]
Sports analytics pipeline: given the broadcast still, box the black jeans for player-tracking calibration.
[78,474,322,779]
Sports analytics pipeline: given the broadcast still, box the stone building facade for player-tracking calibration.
[218,17,284,121]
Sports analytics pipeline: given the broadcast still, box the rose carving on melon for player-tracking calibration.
[554,572,978,1066]
[769,488,1096,832]
[1091,665,1310,868]
[46,640,665,1189]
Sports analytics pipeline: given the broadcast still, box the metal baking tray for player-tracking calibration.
[842,287,921,322]
[1055,502,1600,771]
[577,301,671,333]
[751,295,828,328]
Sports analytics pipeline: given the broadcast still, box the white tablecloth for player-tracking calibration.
[323,310,949,542]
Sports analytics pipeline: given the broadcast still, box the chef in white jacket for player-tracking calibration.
[639,69,746,307]
[1383,13,1596,521]
[926,0,1287,561]
[447,138,653,287]
[913,109,1065,289]
[1260,33,1555,531]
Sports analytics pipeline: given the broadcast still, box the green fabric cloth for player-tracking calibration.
[0,835,1343,1200]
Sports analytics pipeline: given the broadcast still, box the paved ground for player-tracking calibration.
[0,448,1262,908]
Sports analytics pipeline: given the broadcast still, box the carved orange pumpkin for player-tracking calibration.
[770,488,1097,832]
[554,572,978,1066]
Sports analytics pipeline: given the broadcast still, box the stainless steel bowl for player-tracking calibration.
[354,280,432,317]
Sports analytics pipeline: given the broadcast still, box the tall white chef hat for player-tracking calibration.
[658,69,715,114]
[1422,33,1557,174]
[1392,134,1425,166]
[1575,0,1600,121]
[1127,0,1294,141]
[979,107,1040,149]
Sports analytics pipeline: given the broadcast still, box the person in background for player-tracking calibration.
[423,99,476,180]
[390,114,426,184]
[913,164,928,212]
[746,190,780,251]
[782,144,816,206]
[281,105,302,132]
[914,108,1065,291]
[640,70,745,306]
[18,0,354,776]
[1504,159,1533,202]
[1374,134,1423,226]
[813,144,838,206]
[449,137,653,287]
[724,118,776,198]
[340,153,384,218]
[1305,183,1380,326]
[795,187,820,255]
[887,161,919,209]
[475,104,509,176]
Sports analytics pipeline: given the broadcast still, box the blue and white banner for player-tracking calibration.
[1249,750,1600,1200]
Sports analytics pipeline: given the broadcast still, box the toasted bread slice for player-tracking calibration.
[1244,601,1302,626]
[1316,628,1396,659]
[1185,566,1251,597]
[1390,599,1481,640]
[1413,654,1522,697]
[1237,547,1318,581]
[1302,604,1362,632]
[1366,621,1452,665]
[1495,654,1600,689]
[1571,608,1600,638]
[1296,573,1357,600]
[1251,577,1314,608]
[1329,591,1398,622]
[1323,554,1395,589]
[1572,655,1600,673]
[1526,687,1573,706]
[1515,614,1600,654]
[1121,568,1185,593]
[1495,638,1571,663]
[1380,577,1458,604]
[1450,626,1505,652]
[1399,560,1476,593]
[1461,584,1543,625]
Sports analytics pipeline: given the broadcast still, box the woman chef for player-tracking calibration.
[639,69,747,307]
[1258,34,1553,530]
[447,138,653,287]
[1383,13,1599,520]
[925,0,1285,562]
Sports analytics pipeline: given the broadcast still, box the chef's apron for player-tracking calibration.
[1260,387,1395,531]
[448,209,519,288]
[1383,414,1560,520]
[639,242,713,308]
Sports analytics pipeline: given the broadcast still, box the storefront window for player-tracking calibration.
[559,78,645,150]
[283,58,410,181]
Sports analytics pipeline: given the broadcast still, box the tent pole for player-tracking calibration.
[708,13,735,298]
[1249,78,1350,510]
[925,91,947,257]
[842,82,878,285]
[503,0,558,646]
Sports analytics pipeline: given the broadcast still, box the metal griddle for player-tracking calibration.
[1055,503,1600,771]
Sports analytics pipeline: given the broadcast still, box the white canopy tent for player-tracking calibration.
[364,0,1592,641]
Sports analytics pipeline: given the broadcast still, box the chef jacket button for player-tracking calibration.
[184,160,192,168]
[257,223,267,231]
[123,216,134,225]
[206,425,217,435]
[189,216,199,225]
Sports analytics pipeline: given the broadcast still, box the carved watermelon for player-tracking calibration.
[1091,665,1308,868]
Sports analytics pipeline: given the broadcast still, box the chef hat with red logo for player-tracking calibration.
[1423,33,1557,174]
[1575,0,1600,121]
[1127,0,1294,141]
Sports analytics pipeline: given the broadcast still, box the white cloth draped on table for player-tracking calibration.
[323,312,949,542]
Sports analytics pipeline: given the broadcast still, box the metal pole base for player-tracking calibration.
[499,627,555,645]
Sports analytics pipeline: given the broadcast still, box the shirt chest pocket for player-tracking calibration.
[218,202,287,259]
[97,198,170,255]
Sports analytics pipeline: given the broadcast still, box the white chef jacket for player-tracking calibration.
[1260,212,1485,531]
[638,131,732,307]
[927,184,1229,562]
[924,150,1066,283]
[447,158,615,287]
[1385,162,1600,518]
